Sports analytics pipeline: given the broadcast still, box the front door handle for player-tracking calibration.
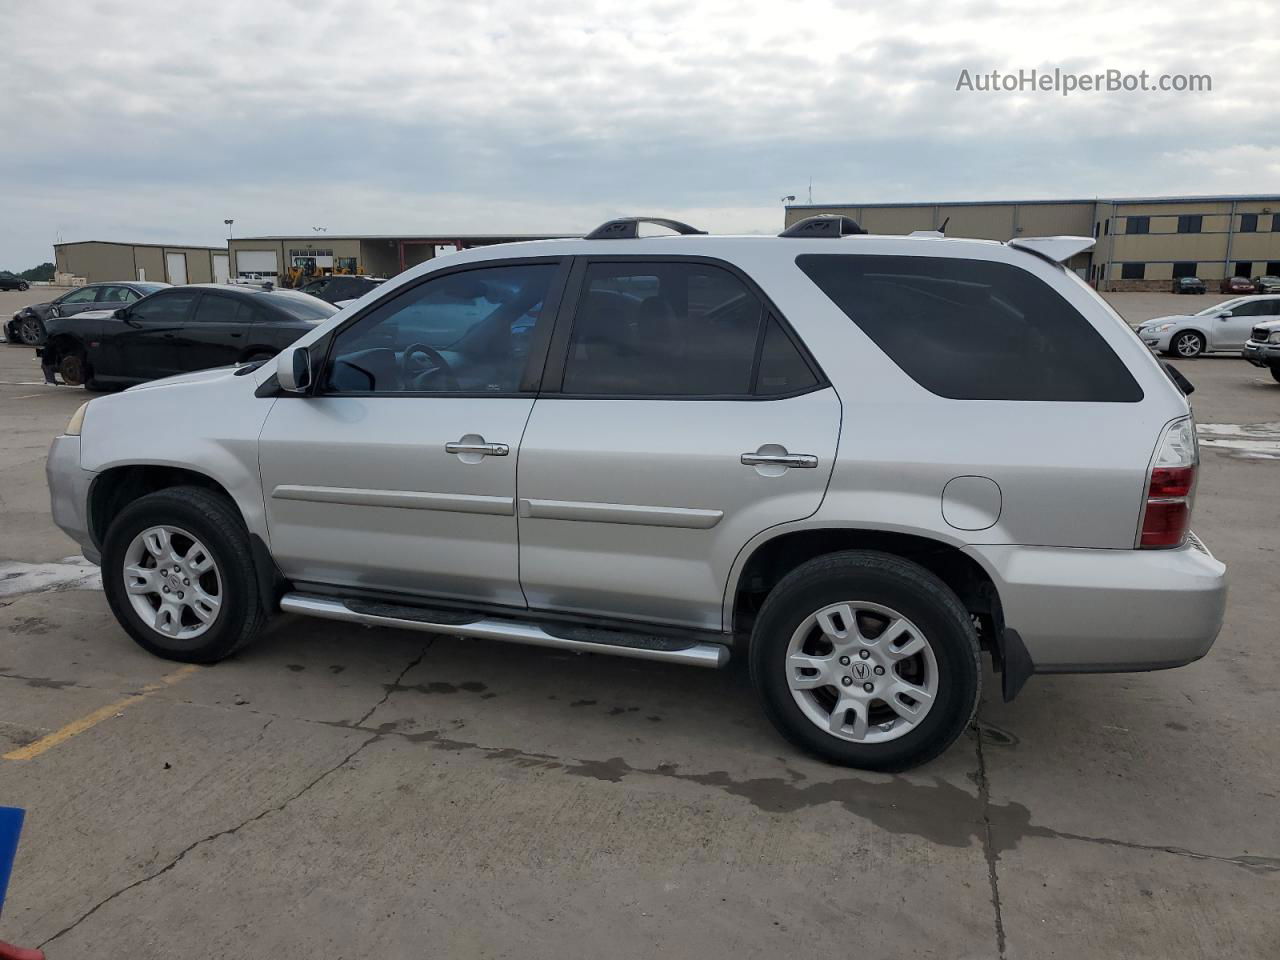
[741,451,818,469]
[446,437,509,457]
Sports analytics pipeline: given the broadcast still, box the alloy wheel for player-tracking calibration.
[786,601,938,744]
[18,318,42,345]
[1175,333,1203,358]
[122,525,223,642]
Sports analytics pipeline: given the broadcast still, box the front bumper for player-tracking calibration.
[1242,340,1280,368]
[965,534,1227,673]
[46,435,100,564]
[1139,329,1173,352]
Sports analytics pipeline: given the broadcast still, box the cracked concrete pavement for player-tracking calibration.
[1,291,1278,958]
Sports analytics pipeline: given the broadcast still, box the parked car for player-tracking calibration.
[1172,276,1206,294]
[1250,276,1280,294]
[5,282,169,346]
[1242,318,1280,383]
[1219,276,1257,294]
[37,284,336,388]
[0,273,30,292]
[44,216,1226,772]
[297,274,387,305]
[1135,294,1280,357]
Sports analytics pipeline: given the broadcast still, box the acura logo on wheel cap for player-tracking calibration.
[851,662,871,680]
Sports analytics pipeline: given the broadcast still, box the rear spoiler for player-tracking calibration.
[1007,236,1095,265]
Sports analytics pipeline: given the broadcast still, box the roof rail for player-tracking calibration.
[1007,236,1095,265]
[584,217,708,240]
[779,215,868,238]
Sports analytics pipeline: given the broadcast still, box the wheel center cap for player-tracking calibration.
[167,574,183,591]
[850,661,872,681]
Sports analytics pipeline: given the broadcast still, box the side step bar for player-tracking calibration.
[279,593,730,668]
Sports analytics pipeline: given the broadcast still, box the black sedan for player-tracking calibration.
[38,284,337,389]
[0,273,30,292]
[1172,276,1206,294]
[6,281,170,346]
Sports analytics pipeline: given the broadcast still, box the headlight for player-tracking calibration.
[1270,331,1280,345]
[1152,323,1173,333]
[65,401,89,436]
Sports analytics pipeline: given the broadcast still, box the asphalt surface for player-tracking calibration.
[1,288,1277,958]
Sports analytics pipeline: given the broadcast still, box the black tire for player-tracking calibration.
[749,551,981,772]
[1270,365,1280,384]
[18,281,29,291]
[1166,330,1204,359]
[17,316,44,346]
[102,486,265,663]
[57,347,88,386]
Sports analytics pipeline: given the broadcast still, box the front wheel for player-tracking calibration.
[18,281,29,291]
[1270,365,1280,384]
[749,551,980,772]
[1169,331,1205,359]
[17,316,44,346]
[102,486,265,663]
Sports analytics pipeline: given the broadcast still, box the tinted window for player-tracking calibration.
[754,315,819,396]
[562,262,763,396]
[193,294,250,324]
[1231,301,1270,317]
[1121,262,1145,280]
[1234,262,1252,278]
[1177,214,1202,234]
[263,293,338,321]
[130,290,197,323]
[1172,262,1197,279]
[1240,213,1258,232]
[1126,216,1149,234]
[326,263,555,394]
[61,287,101,304]
[796,254,1142,402]
[99,286,135,303]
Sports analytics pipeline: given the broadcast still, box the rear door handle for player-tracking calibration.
[741,452,818,469]
[446,438,509,457]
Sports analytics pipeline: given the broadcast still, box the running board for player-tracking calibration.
[279,593,730,668]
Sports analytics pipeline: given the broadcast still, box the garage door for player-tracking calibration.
[165,252,188,285]
[212,254,229,284]
[237,250,279,275]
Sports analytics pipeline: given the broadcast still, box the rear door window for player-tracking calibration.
[796,254,1142,402]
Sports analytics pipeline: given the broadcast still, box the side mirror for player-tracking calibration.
[277,345,312,393]
[1217,311,1233,319]
[112,308,127,320]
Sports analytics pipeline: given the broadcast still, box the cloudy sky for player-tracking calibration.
[2,0,1277,267]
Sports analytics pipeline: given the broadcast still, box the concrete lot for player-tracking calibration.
[0,287,1277,958]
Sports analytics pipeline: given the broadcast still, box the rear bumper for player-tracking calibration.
[46,435,100,564]
[965,535,1227,673]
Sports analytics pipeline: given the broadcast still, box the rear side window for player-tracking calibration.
[796,254,1142,402]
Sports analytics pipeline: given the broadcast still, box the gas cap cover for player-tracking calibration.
[941,476,1002,531]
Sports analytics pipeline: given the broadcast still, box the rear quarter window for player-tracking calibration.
[796,254,1143,402]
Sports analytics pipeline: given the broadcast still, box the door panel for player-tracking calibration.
[516,391,840,630]
[173,292,253,371]
[98,289,196,380]
[258,396,533,606]
[1215,300,1272,349]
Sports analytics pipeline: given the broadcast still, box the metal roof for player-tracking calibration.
[787,193,1280,211]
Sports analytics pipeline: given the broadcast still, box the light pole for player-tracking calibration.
[224,219,234,241]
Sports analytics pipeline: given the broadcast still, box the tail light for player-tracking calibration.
[1139,417,1198,549]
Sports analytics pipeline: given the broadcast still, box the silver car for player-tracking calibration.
[1136,294,1280,358]
[45,216,1227,771]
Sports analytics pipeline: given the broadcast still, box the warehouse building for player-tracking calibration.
[227,232,576,286]
[784,195,1280,290]
[54,241,229,285]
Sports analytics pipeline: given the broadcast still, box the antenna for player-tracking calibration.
[807,177,813,205]
[937,217,950,234]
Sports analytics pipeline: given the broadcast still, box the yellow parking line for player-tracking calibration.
[2,664,199,761]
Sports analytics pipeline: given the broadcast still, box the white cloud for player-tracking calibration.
[0,0,1276,266]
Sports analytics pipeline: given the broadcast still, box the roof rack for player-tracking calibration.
[779,215,867,238]
[585,217,708,240]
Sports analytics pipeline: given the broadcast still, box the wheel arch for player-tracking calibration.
[726,525,1004,649]
[89,464,240,549]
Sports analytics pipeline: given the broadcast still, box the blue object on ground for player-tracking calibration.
[0,807,25,917]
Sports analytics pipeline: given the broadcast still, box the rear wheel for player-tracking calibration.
[749,551,981,772]
[1270,365,1280,384]
[1169,331,1205,358]
[102,486,265,663]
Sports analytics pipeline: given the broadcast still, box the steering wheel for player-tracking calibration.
[401,342,459,391]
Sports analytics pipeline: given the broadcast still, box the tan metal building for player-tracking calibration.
[227,233,577,286]
[53,241,229,285]
[784,195,1280,291]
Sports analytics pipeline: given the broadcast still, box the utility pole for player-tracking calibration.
[224,219,234,241]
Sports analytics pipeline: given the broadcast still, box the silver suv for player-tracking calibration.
[45,216,1228,771]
